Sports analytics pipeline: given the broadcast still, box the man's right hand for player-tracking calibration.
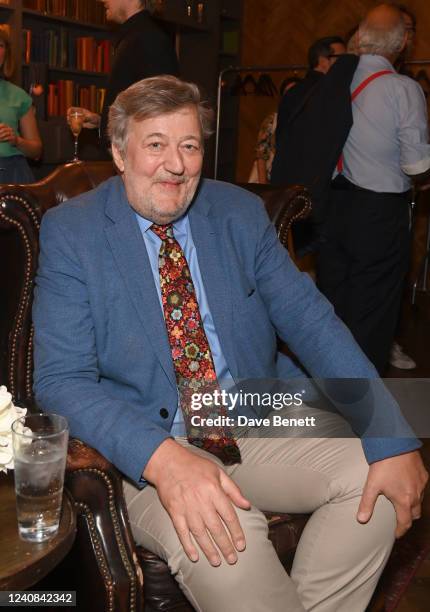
[67,106,100,129]
[144,439,251,566]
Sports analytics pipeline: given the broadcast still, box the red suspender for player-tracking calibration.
[336,70,394,173]
[350,70,394,101]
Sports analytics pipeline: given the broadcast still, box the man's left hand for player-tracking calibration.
[357,450,428,537]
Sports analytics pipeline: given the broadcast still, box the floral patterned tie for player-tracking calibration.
[151,223,241,465]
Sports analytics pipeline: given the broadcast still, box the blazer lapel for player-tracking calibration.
[189,193,239,380]
[103,179,176,388]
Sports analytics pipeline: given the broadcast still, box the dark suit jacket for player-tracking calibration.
[275,69,323,137]
[271,55,359,225]
[100,10,179,147]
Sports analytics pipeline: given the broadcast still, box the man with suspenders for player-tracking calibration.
[317,3,430,375]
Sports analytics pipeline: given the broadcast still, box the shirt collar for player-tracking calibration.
[135,211,189,236]
[359,54,395,71]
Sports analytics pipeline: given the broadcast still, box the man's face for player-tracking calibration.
[112,106,204,225]
[316,42,346,74]
[100,0,129,24]
[327,42,346,67]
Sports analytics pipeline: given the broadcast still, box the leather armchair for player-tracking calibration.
[0,161,116,403]
[0,162,312,611]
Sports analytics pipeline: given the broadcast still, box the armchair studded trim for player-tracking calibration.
[238,183,312,259]
[276,190,312,249]
[0,193,40,402]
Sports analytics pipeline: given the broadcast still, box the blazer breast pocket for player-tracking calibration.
[231,272,257,305]
[240,287,260,310]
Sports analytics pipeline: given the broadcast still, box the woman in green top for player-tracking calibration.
[0,27,42,184]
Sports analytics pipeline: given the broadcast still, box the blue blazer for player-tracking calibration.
[33,177,419,483]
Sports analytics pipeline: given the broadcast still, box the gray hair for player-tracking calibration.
[358,16,406,56]
[108,75,214,156]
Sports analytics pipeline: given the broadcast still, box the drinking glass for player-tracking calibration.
[69,109,84,162]
[12,413,69,543]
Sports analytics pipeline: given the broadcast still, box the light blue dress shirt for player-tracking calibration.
[339,55,430,192]
[135,212,234,436]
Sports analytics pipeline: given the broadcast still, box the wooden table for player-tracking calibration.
[0,472,76,590]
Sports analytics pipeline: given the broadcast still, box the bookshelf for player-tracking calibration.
[22,8,109,30]
[0,1,110,122]
[0,0,243,178]
[164,0,243,178]
[22,3,110,119]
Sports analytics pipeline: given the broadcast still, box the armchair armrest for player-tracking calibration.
[238,183,312,259]
[66,439,144,612]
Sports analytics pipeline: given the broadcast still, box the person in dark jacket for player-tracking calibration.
[273,36,346,140]
[271,37,357,256]
[67,0,179,148]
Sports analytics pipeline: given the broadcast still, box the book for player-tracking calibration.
[24,28,109,73]
[47,79,107,116]
[23,0,107,26]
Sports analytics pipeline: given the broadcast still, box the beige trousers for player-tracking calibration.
[123,417,396,612]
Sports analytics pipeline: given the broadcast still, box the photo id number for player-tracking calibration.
[0,591,76,606]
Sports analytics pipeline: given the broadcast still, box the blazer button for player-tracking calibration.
[160,408,169,419]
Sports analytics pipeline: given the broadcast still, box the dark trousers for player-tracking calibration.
[317,178,411,374]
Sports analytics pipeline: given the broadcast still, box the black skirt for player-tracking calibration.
[0,155,35,185]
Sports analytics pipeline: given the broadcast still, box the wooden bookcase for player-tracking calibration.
[169,0,243,179]
[0,0,243,178]
[0,1,112,172]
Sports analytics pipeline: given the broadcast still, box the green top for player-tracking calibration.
[0,79,32,157]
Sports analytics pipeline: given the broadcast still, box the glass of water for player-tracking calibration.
[11,413,69,543]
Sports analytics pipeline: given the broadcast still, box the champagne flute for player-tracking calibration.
[69,109,84,162]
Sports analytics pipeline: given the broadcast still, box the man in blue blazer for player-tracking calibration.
[33,75,427,612]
